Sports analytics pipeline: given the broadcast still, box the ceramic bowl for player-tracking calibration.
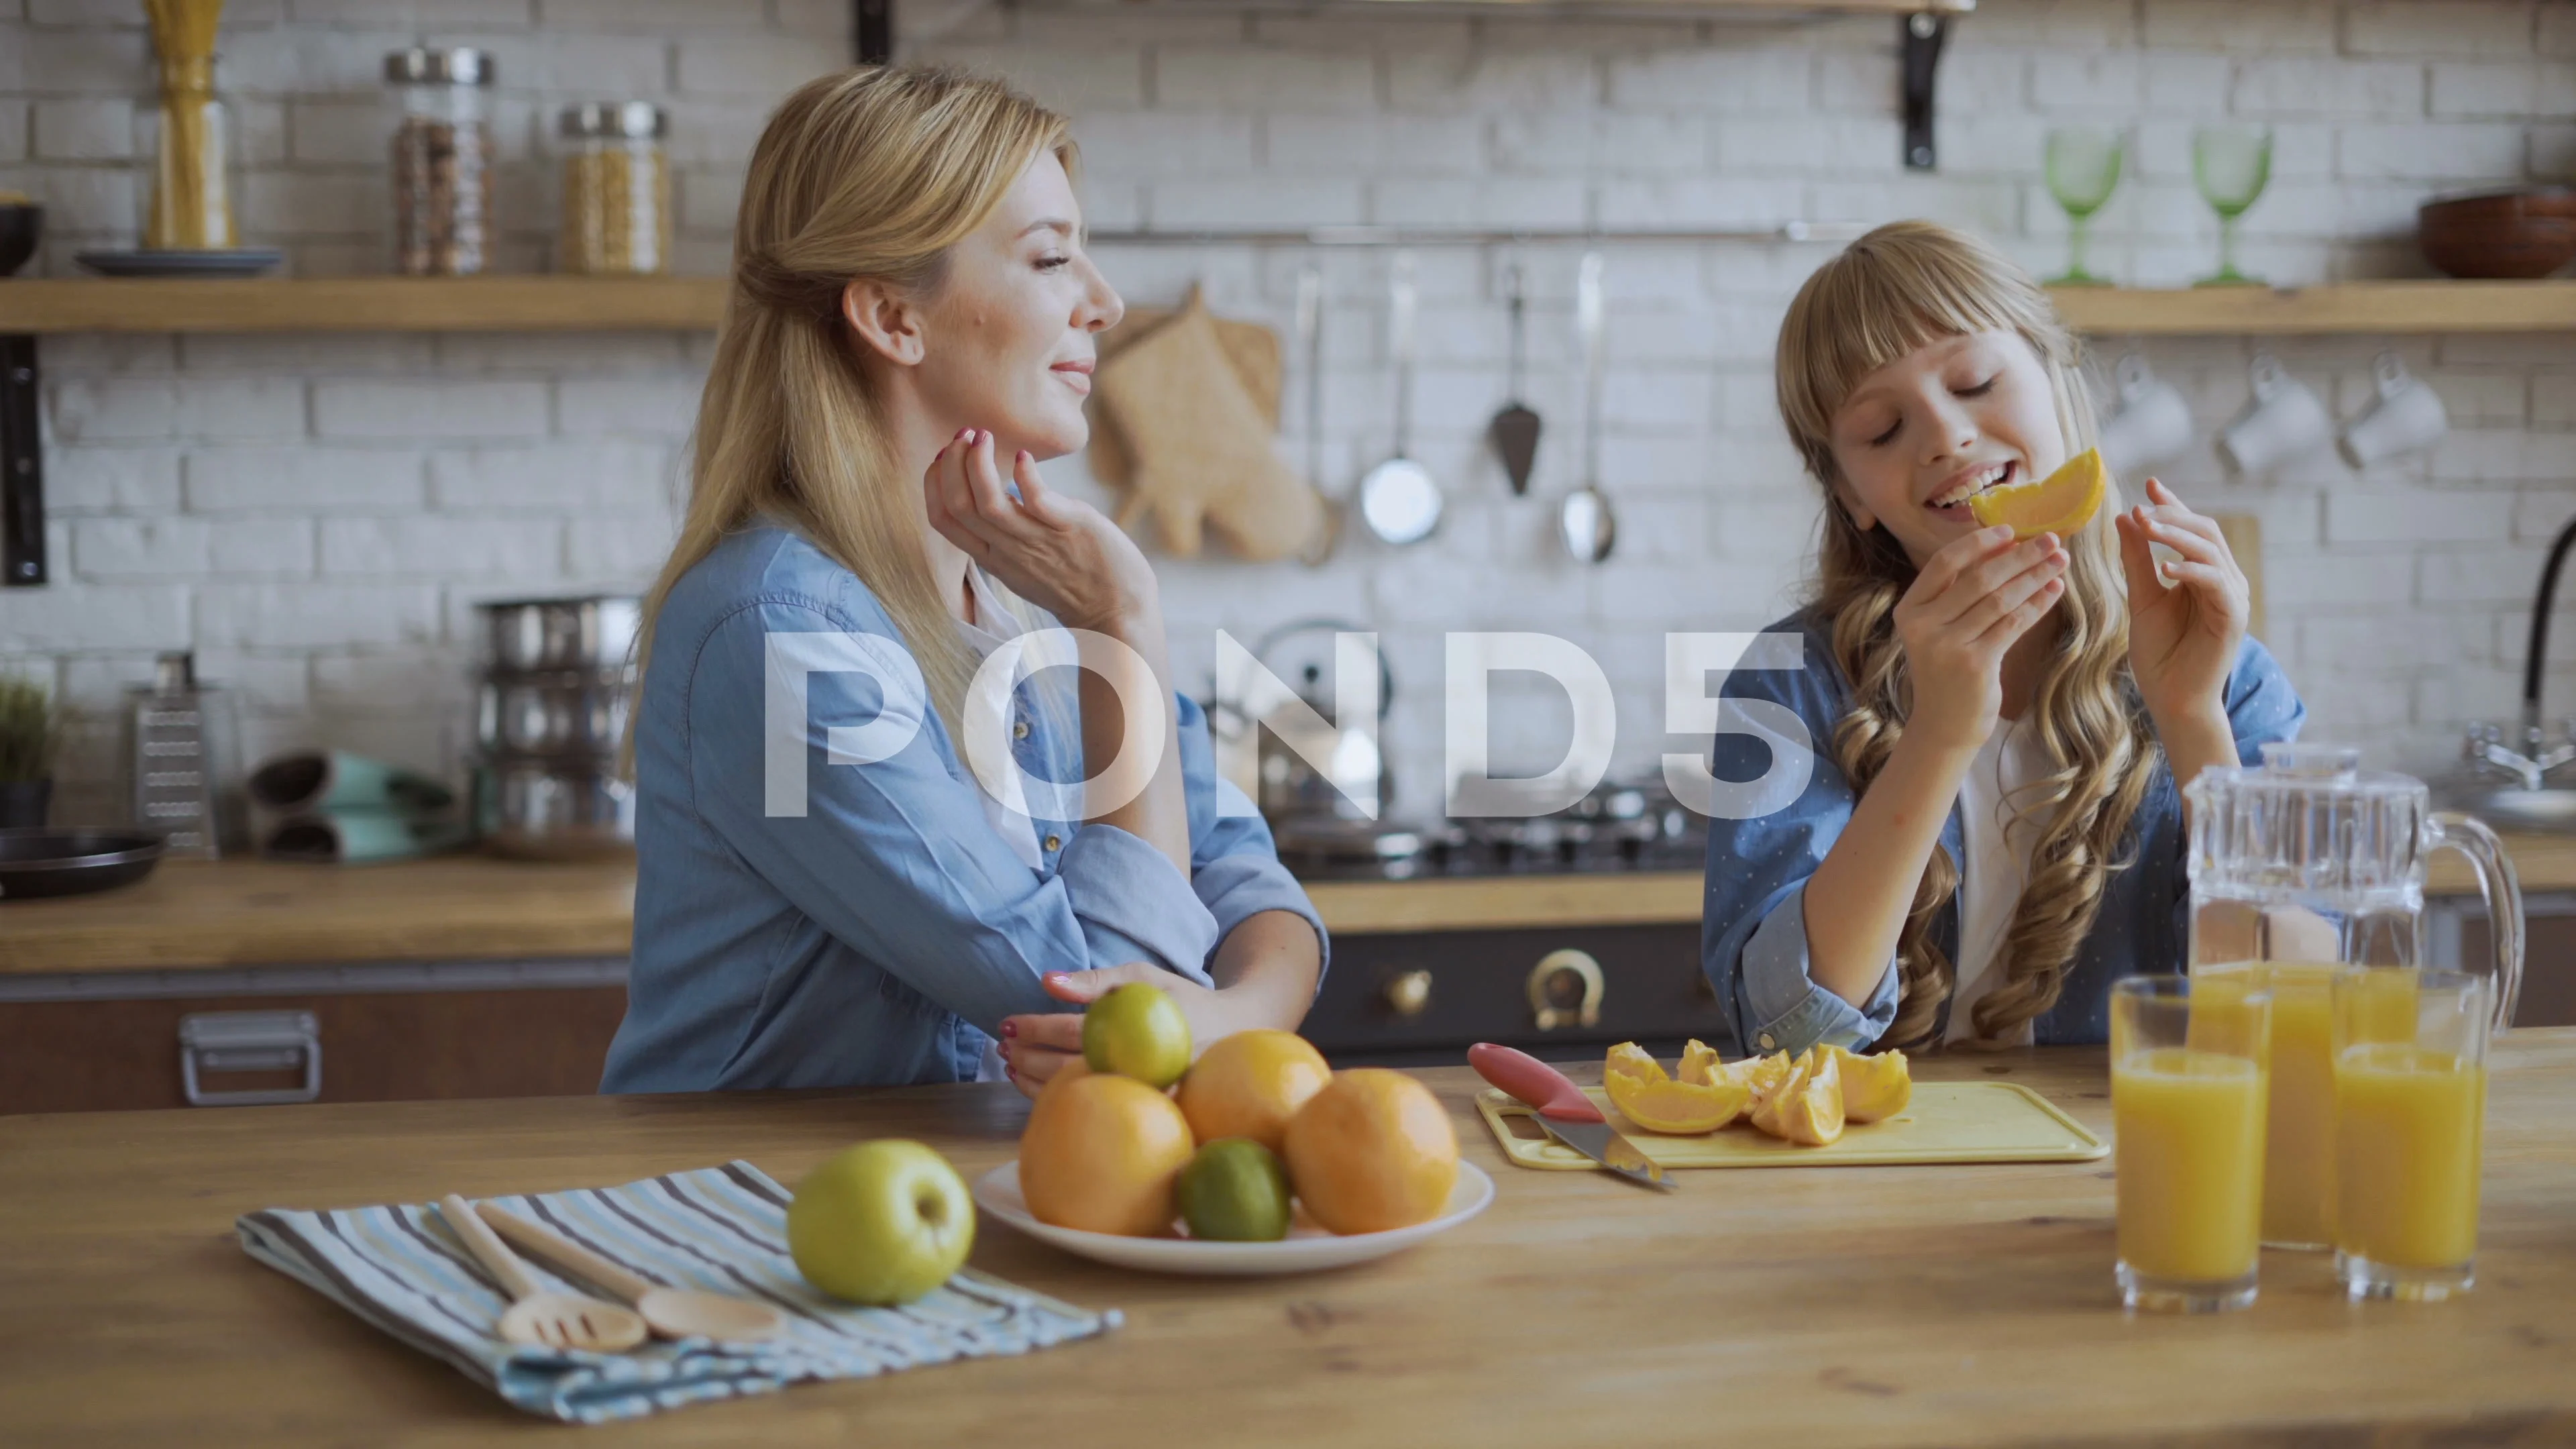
[2419,188,2576,280]
[0,205,42,277]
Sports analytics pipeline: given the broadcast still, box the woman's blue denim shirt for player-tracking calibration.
[601,523,1328,1093]
[1701,609,2305,1057]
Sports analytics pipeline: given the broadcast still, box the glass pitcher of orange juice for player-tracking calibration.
[2182,743,2522,1250]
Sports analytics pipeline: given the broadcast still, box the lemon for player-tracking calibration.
[1082,980,1193,1088]
[1176,1138,1293,1242]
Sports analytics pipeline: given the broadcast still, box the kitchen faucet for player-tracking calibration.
[2463,512,2576,792]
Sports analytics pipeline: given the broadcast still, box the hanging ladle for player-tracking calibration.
[1488,263,1541,496]
[1560,250,1616,564]
[1358,252,1442,547]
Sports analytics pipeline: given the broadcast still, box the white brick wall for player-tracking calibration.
[8,0,2576,820]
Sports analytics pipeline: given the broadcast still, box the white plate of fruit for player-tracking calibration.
[975,985,1493,1275]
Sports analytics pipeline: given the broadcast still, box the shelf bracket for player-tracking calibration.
[855,0,893,64]
[1,334,41,588]
[1900,11,1949,171]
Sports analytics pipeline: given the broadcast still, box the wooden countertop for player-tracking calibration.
[3,828,2564,977]
[5,1035,2573,1446]
[0,857,1707,976]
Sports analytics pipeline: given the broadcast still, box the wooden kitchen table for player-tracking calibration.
[6,1037,2575,1448]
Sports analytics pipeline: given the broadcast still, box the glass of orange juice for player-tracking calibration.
[2196,959,2338,1249]
[2112,974,2271,1313]
[2333,967,2488,1301]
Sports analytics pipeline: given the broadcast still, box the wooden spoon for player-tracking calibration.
[476,1201,784,1344]
[435,1193,647,1353]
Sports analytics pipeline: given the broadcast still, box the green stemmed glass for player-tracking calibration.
[2194,125,2273,287]
[2045,125,2125,286]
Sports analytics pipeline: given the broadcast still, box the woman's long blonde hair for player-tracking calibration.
[632,65,1074,753]
[1774,221,2159,1050]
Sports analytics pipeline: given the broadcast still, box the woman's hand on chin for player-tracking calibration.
[926,429,1159,637]
[996,963,1234,1101]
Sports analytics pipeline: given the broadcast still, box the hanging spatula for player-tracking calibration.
[1487,263,1542,496]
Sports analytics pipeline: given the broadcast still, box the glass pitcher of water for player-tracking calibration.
[2182,742,2523,1250]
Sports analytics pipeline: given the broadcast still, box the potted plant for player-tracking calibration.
[0,674,62,829]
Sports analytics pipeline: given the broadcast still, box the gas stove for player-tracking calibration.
[1272,779,1709,883]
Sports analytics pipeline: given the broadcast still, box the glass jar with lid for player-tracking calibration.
[384,46,494,276]
[558,103,669,276]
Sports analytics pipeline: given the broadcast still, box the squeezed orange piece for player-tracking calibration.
[1822,1045,1913,1124]
[1677,1038,1725,1087]
[1749,1049,1846,1146]
[1968,447,2108,541]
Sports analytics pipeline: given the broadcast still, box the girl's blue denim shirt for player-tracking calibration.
[602,523,1326,1093]
[1701,609,2305,1057]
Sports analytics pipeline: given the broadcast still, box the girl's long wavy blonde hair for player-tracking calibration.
[1774,221,2160,1051]
[631,65,1074,755]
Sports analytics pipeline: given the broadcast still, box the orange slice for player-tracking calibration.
[1749,1049,1845,1146]
[1603,1041,1666,1085]
[1603,1069,1752,1135]
[1677,1038,1725,1087]
[1822,1045,1912,1124]
[1721,1051,1796,1110]
[1968,447,2108,540]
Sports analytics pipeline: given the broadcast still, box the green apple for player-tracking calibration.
[786,1140,975,1305]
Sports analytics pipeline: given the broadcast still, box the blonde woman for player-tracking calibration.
[1703,221,2304,1056]
[602,67,1323,1096]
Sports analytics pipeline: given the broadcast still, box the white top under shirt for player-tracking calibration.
[1947,716,2047,1046]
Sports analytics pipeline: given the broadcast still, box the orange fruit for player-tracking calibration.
[1281,1069,1458,1235]
[1603,1041,1665,1084]
[1175,1029,1332,1152]
[1723,1051,1796,1110]
[1018,1071,1195,1236]
[1968,446,2108,541]
[1749,1050,1845,1146]
[1604,1067,1751,1134]
[1823,1045,1912,1124]
[1677,1038,1725,1087]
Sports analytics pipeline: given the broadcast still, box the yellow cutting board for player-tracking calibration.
[1475,1082,2107,1170]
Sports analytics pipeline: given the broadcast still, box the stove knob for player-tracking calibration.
[1527,949,1605,1031]
[1382,969,1433,1018]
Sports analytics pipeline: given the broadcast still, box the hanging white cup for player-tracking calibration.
[2216,354,2332,476]
[2097,354,2196,478]
[2337,352,2450,468]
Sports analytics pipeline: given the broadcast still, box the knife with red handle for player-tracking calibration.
[1468,1042,1674,1189]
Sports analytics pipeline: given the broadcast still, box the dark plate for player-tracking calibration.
[0,829,166,901]
[74,248,284,278]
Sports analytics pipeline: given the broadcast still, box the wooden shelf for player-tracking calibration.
[2048,280,2576,335]
[5,276,2576,338]
[0,276,729,334]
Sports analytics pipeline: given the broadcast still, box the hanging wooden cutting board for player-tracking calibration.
[1086,292,1282,496]
[2211,511,2265,640]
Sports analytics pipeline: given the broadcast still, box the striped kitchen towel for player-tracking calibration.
[237,1160,1119,1424]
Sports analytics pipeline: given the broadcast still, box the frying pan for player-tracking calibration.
[0,829,166,901]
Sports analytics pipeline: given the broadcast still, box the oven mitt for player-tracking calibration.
[1091,290,1326,561]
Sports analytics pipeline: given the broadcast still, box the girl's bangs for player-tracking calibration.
[1797,250,2025,425]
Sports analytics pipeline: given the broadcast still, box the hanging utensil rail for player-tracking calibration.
[1084,223,1872,248]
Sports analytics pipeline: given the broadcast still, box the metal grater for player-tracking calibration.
[129,651,219,857]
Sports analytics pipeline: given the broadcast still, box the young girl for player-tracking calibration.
[1703,221,2305,1056]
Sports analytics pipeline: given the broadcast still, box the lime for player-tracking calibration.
[1177,1138,1293,1242]
[1081,980,1193,1088]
